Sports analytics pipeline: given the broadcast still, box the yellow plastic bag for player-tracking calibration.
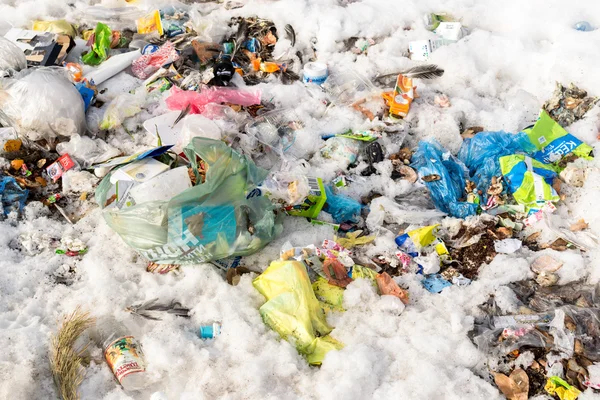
[407,224,439,248]
[312,277,345,313]
[351,264,379,289]
[253,260,343,365]
[32,20,77,38]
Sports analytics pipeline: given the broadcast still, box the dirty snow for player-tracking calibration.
[1,0,600,399]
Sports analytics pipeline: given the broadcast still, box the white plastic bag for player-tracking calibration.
[56,134,121,168]
[0,69,86,141]
[0,37,26,77]
[100,90,146,130]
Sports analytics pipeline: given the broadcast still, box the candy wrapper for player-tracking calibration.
[524,110,593,167]
[132,41,179,79]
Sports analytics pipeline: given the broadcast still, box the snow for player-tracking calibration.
[1,0,600,399]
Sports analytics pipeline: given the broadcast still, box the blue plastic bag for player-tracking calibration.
[323,185,362,223]
[0,176,28,215]
[458,131,535,202]
[422,274,452,293]
[411,140,478,218]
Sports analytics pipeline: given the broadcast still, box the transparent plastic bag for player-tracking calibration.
[245,109,309,162]
[96,137,283,264]
[411,140,478,218]
[80,6,146,30]
[0,37,27,77]
[0,69,86,141]
[56,134,121,168]
[100,90,146,130]
[321,67,376,106]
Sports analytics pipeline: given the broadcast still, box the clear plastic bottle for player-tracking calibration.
[94,316,151,391]
[574,21,594,32]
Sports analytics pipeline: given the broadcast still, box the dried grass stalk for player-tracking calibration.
[49,308,96,400]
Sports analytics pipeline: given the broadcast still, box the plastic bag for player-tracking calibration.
[96,137,282,264]
[32,20,77,38]
[320,137,362,165]
[0,176,28,215]
[524,110,594,167]
[245,109,307,159]
[411,140,478,218]
[323,185,362,223]
[0,69,86,141]
[131,41,180,79]
[100,90,145,130]
[499,154,559,212]
[82,23,112,66]
[253,260,343,365]
[80,6,145,30]
[56,134,121,168]
[166,86,261,114]
[458,131,535,202]
[0,37,27,77]
[322,67,376,106]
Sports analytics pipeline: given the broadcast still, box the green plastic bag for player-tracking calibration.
[253,260,343,365]
[524,110,593,169]
[500,154,559,212]
[96,137,283,264]
[82,22,112,66]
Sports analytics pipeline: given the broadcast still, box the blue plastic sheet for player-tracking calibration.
[323,185,362,223]
[0,176,28,215]
[458,131,535,202]
[411,140,478,218]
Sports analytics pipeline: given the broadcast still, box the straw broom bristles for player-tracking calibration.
[49,308,96,400]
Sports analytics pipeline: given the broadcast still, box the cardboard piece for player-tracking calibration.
[4,28,74,66]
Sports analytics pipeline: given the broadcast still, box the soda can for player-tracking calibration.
[199,322,222,339]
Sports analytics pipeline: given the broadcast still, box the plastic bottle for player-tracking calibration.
[574,21,594,32]
[95,316,151,391]
[199,322,222,339]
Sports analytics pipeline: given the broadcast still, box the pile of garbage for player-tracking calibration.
[1,2,599,399]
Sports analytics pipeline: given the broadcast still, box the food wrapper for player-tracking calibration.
[253,260,343,365]
[384,74,415,119]
[395,224,440,256]
[132,41,179,80]
[544,376,581,400]
[136,10,163,35]
[376,272,409,304]
[500,155,559,212]
[322,258,352,288]
[524,110,593,168]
